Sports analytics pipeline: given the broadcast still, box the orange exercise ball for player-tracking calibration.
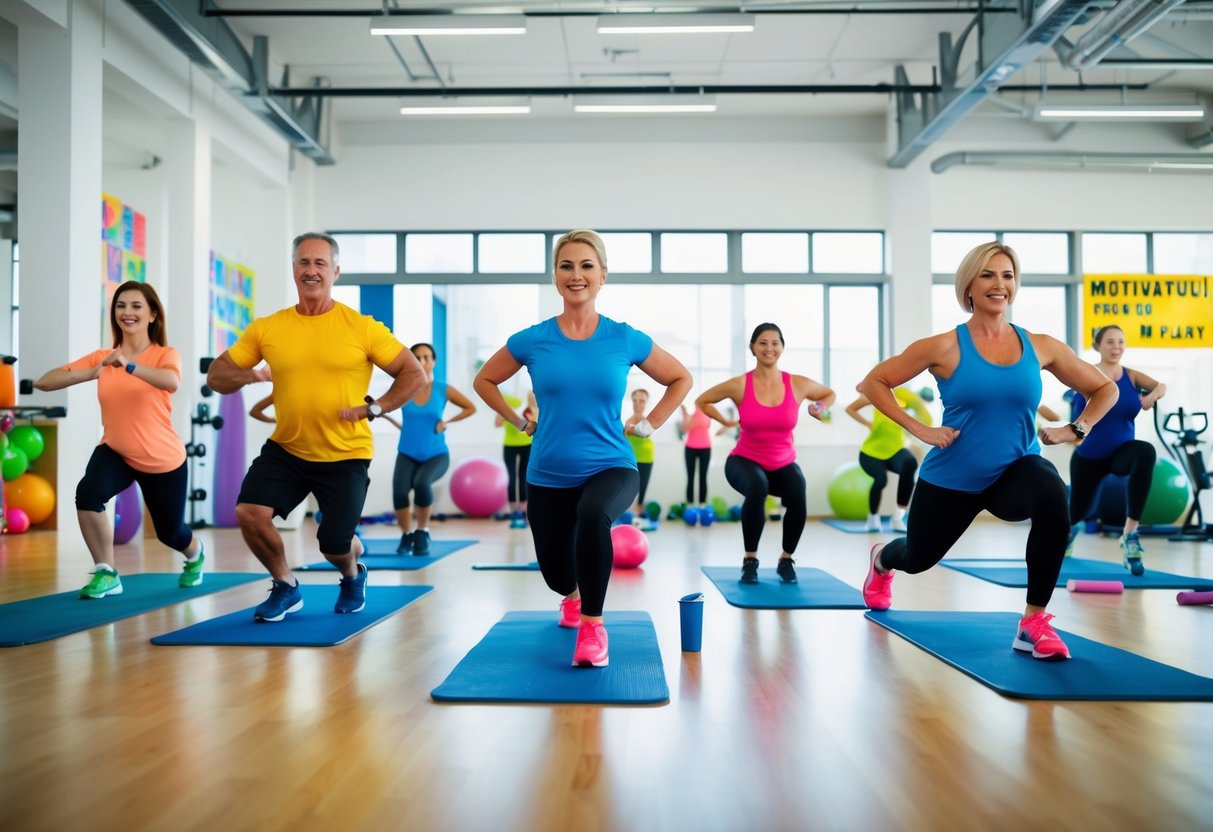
[7,473,56,526]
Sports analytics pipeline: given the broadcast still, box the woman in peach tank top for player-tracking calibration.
[696,323,835,585]
[34,281,203,600]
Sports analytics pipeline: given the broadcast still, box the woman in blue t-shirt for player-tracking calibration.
[386,342,477,555]
[857,241,1117,661]
[474,230,692,669]
[1066,324,1166,573]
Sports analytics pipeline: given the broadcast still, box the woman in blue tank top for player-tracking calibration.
[474,230,692,670]
[1066,324,1166,572]
[857,242,1117,661]
[386,342,477,555]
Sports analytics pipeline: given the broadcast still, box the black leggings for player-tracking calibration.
[636,462,652,506]
[392,452,450,509]
[527,467,639,617]
[685,447,711,504]
[724,455,807,554]
[504,445,531,503]
[1069,440,1157,524]
[75,443,193,552]
[859,449,919,514]
[879,455,1069,608]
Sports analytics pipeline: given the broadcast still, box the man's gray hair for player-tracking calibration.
[292,232,340,264]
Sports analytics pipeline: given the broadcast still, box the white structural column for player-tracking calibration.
[17,1,105,529]
[884,160,935,353]
[165,114,212,441]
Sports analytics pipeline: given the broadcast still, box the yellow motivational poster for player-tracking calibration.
[1083,273,1213,348]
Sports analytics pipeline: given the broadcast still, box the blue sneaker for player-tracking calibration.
[509,510,527,529]
[412,529,431,556]
[1121,532,1145,576]
[334,562,368,613]
[254,579,303,622]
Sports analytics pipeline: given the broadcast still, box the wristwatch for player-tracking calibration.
[364,395,384,421]
[1069,420,1087,439]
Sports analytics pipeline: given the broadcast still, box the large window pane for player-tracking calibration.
[812,232,883,274]
[932,232,994,274]
[331,233,397,273]
[741,233,808,273]
[743,284,824,378]
[1153,233,1213,273]
[405,233,473,273]
[393,284,433,346]
[829,286,880,392]
[331,285,360,309]
[599,233,652,273]
[445,284,539,391]
[1011,286,1066,340]
[660,233,728,274]
[1082,233,1146,273]
[1002,232,1070,274]
[478,233,546,273]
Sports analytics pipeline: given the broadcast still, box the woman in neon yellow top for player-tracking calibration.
[496,390,538,528]
[624,388,656,520]
[845,386,932,532]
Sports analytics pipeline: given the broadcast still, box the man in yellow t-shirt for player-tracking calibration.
[208,232,425,622]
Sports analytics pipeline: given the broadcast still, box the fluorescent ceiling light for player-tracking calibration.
[1034,103,1206,121]
[401,99,531,116]
[371,15,527,36]
[574,95,717,114]
[596,13,754,34]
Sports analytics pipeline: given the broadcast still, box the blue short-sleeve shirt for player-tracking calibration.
[507,316,653,488]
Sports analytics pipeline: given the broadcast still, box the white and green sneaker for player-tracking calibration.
[179,544,205,588]
[81,566,123,599]
[1121,532,1145,576]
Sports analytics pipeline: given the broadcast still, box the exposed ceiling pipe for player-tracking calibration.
[932,150,1213,173]
[1067,0,1187,71]
[202,3,1019,18]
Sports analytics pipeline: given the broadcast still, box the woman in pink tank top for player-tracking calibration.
[678,399,733,509]
[696,323,835,585]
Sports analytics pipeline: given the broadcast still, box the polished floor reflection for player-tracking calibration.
[1,516,1211,831]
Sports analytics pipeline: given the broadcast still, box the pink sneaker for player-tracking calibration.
[862,543,894,610]
[1013,611,1071,661]
[558,596,582,628]
[571,619,609,667]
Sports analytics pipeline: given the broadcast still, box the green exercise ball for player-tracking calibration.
[1141,456,1191,526]
[2,444,28,482]
[710,496,729,517]
[644,500,662,521]
[827,462,875,521]
[8,425,45,463]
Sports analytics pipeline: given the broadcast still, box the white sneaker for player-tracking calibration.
[891,511,907,532]
[865,513,882,532]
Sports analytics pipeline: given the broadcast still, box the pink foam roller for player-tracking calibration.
[1066,579,1124,594]
[1176,590,1213,606]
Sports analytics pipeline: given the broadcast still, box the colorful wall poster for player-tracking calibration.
[101,194,147,344]
[209,253,255,353]
[1083,273,1213,348]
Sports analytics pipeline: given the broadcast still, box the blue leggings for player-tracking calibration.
[75,443,193,552]
[392,452,450,509]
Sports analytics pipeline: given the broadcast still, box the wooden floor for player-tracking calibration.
[1,514,1211,832]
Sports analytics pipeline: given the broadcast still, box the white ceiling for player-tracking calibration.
[209,0,1213,126]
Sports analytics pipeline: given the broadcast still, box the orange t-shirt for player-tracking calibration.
[65,345,185,473]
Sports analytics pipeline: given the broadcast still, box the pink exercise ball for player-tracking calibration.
[448,456,508,518]
[5,507,30,534]
[611,524,649,569]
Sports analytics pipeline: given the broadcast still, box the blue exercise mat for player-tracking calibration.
[820,517,900,534]
[431,611,668,704]
[701,566,866,609]
[939,557,1213,590]
[865,610,1213,701]
[0,573,264,647]
[471,562,541,571]
[296,539,476,571]
[150,584,432,647]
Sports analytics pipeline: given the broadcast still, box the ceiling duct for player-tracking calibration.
[124,0,334,164]
[932,150,1213,173]
[1066,0,1187,71]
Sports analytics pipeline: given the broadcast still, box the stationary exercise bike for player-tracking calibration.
[1157,407,1213,543]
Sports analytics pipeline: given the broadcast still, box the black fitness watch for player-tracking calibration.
[1069,420,1087,440]
[364,395,384,421]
